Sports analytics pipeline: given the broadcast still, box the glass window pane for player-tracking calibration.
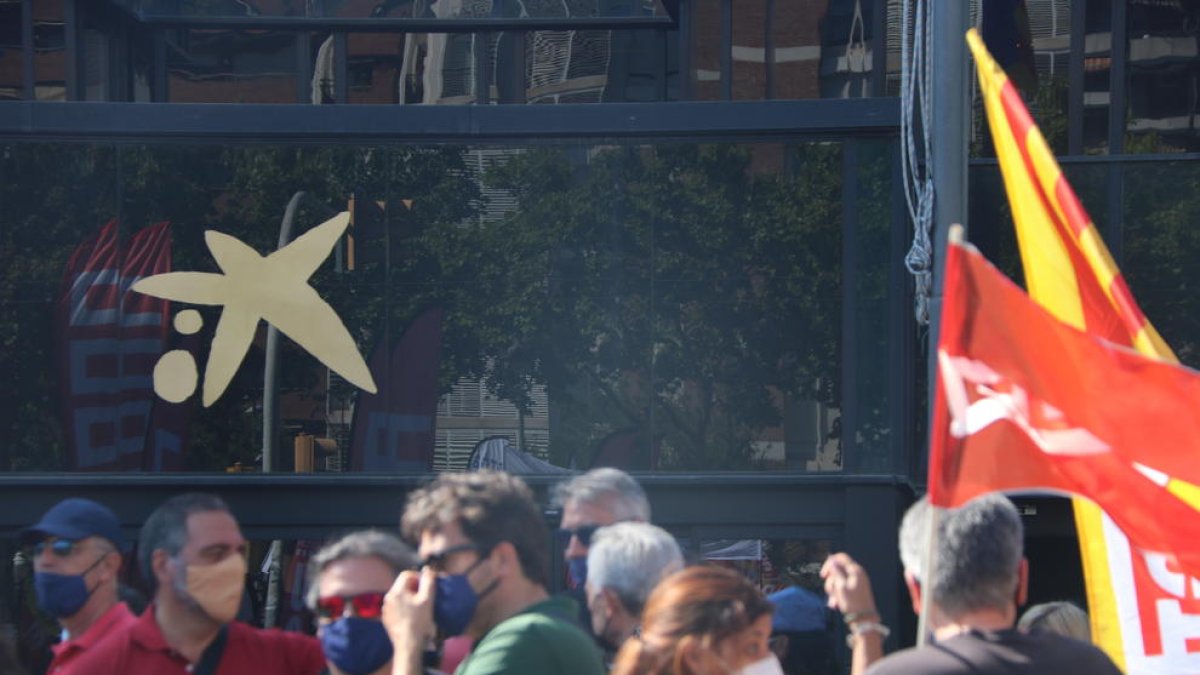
[1125,3,1200,153]
[0,0,22,101]
[166,29,298,103]
[1123,161,1200,369]
[0,139,899,473]
[33,0,65,101]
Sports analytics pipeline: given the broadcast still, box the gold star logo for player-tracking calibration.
[133,212,377,406]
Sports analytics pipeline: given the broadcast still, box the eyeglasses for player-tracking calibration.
[33,539,77,558]
[420,543,482,573]
[556,525,600,550]
[316,592,387,620]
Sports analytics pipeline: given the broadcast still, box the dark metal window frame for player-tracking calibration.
[48,0,899,104]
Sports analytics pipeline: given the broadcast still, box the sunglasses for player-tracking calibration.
[556,525,600,550]
[316,592,386,620]
[420,543,482,573]
[33,539,77,558]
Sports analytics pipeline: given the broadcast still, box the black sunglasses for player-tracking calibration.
[420,543,481,573]
[33,539,77,558]
[556,525,600,549]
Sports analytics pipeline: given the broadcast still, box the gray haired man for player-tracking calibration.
[585,522,683,662]
[553,468,651,590]
[841,494,1121,675]
[308,531,418,675]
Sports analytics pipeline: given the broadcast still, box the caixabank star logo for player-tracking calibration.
[133,212,377,406]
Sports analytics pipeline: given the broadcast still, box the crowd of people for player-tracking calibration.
[1,468,1122,675]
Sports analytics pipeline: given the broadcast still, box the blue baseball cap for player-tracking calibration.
[18,498,126,550]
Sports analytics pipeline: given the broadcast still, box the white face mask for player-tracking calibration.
[737,654,785,675]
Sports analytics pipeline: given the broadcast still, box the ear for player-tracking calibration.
[600,587,623,620]
[904,570,922,617]
[100,549,123,580]
[490,541,518,579]
[152,549,173,588]
[1016,557,1029,608]
[678,635,705,674]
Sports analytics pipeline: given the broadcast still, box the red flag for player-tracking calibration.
[930,236,1200,578]
[57,220,177,470]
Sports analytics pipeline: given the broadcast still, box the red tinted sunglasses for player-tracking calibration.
[316,592,386,620]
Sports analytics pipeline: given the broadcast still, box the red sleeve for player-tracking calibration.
[280,631,326,675]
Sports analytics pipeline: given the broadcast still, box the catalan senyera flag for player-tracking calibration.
[931,236,1200,570]
[967,27,1200,672]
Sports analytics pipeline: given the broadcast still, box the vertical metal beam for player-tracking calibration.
[678,0,692,101]
[659,29,669,101]
[1108,0,1127,157]
[840,140,860,472]
[926,1,970,418]
[1105,1,1128,261]
[296,31,312,104]
[870,0,887,97]
[887,140,914,477]
[763,0,774,99]
[334,32,348,103]
[720,0,732,100]
[152,30,167,102]
[64,0,81,100]
[1068,0,1086,154]
[21,0,33,100]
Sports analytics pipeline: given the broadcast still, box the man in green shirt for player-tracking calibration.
[383,470,604,675]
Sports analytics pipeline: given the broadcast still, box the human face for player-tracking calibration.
[713,614,774,673]
[418,522,495,635]
[559,499,619,561]
[165,510,247,611]
[316,556,395,626]
[33,535,114,577]
[181,511,248,567]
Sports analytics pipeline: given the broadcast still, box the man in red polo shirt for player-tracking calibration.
[19,498,138,674]
[73,492,325,675]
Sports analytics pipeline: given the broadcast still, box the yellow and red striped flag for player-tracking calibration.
[967,27,1200,672]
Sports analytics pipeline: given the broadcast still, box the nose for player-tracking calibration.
[564,534,588,560]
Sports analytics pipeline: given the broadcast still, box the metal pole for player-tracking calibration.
[926,0,970,417]
[262,191,305,628]
[262,191,306,473]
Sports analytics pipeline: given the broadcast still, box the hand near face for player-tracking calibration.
[821,552,877,616]
[382,567,436,674]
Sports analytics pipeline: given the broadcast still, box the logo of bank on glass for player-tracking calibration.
[132,212,377,406]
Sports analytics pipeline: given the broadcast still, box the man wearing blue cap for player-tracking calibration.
[19,497,136,674]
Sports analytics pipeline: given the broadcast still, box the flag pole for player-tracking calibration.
[918,224,962,646]
[916,502,941,648]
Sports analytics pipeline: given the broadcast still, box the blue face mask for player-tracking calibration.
[433,573,481,637]
[433,554,498,637]
[34,572,93,619]
[320,617,393,675]
[568,556,588,589]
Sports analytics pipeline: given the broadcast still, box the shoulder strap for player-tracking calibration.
[192,625,229,675]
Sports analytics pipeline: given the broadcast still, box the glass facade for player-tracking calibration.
[0,138,901,474]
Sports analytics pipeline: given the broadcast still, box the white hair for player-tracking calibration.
[587,522,683,615]
[899,494,1024,618]
[553,467,650,522]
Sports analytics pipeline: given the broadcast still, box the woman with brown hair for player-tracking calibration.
[611,564,782,675]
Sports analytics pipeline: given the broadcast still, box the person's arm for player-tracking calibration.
[383,568,437,675]
[822,552,887,675]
